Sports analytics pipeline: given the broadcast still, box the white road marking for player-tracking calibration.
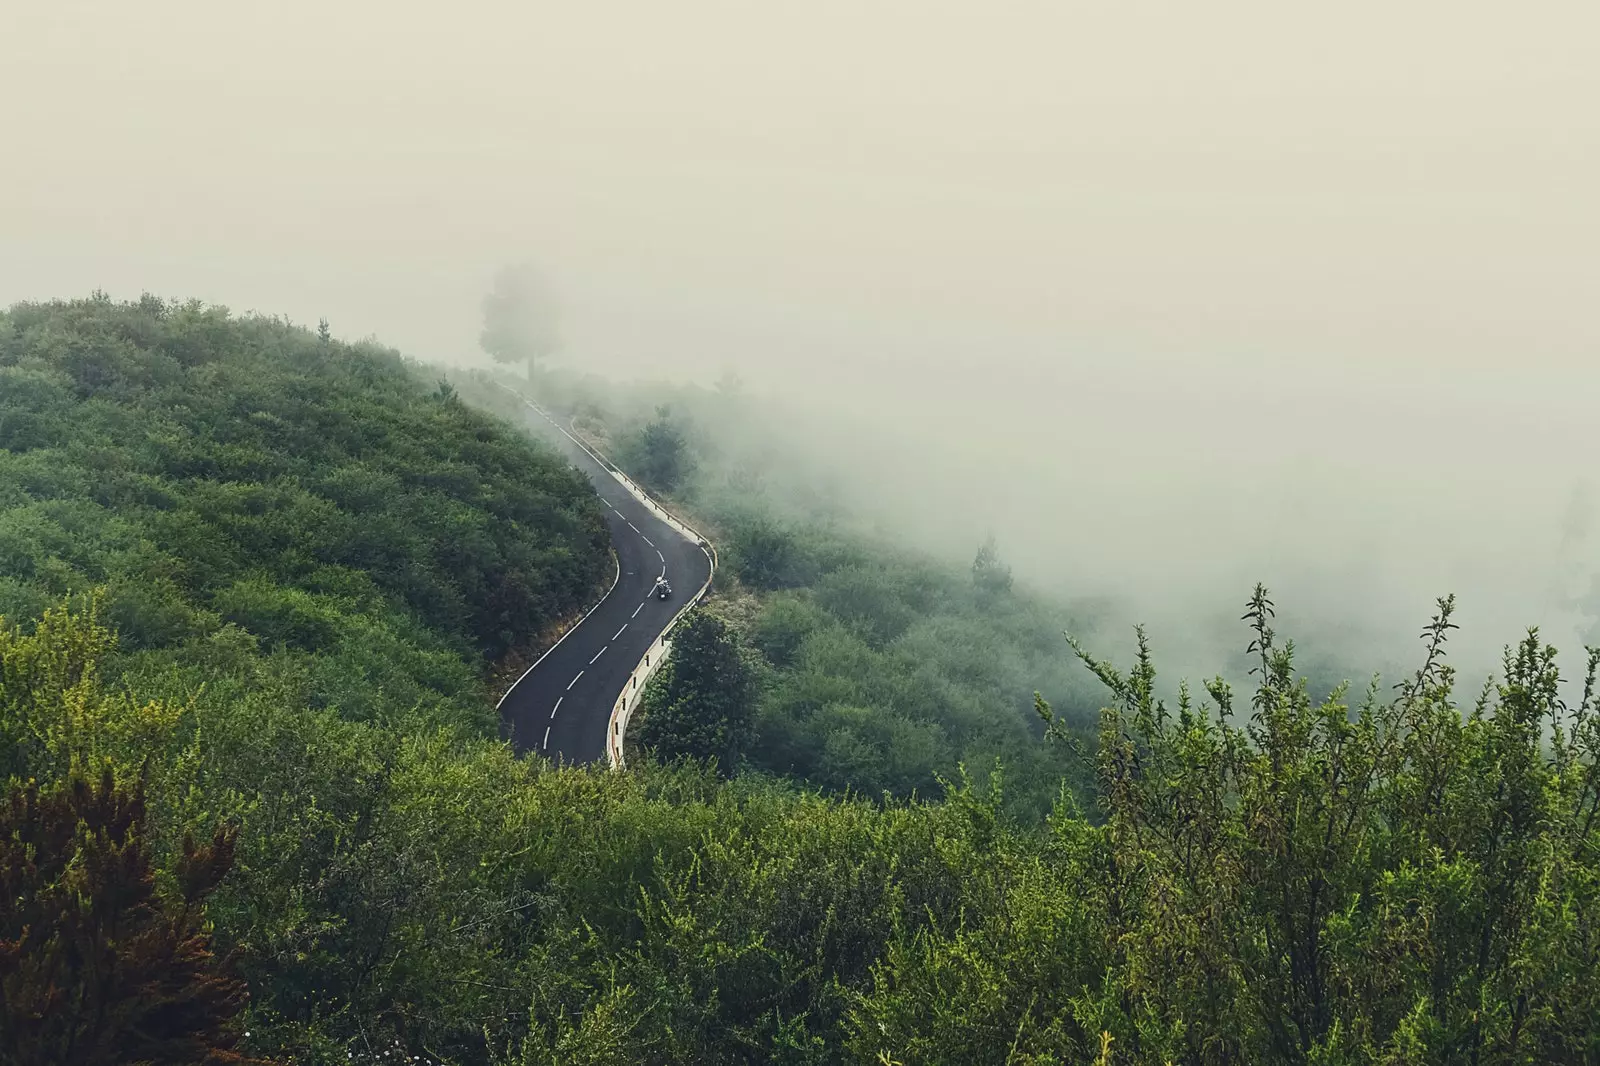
[656,549,664,562]
[627,522,640,533]
[643,536,654,547]
[599,497,610,506]
[493,548,620,712]
[550,697,562,720]
[567,671,584,690]
[613,624,628,640]
[632,603,644,618]
[590,647,606,664]
[542,726,551,748]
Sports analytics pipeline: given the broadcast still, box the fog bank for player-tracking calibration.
[4,0,1596,676]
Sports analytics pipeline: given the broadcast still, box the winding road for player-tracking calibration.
[497,397,714,765]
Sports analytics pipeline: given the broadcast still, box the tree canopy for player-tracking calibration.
[637,608,756,772]
[479,263,560,377]
[972,533,1013,597]
[5,294,1599,1064]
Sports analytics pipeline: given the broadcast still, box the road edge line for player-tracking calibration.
[494,540,621,714]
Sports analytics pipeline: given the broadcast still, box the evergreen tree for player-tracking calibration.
[638,610,755,773]
[0,769,259,1066]
[972,533,1013,597]
[627,405,694,492]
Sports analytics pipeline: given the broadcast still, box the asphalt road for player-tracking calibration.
[497,399,713,765]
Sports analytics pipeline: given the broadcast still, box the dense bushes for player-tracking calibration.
[8,295,1597,1062]
[0,295,611,732]
[6,589,1597,1064]
[491,370,1101,819]
[0,767,250,1065]
[636,608,757,771]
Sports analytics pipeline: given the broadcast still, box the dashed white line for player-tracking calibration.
[643,536,654,547]
[599,496,611,506]
[542,726,551,748]
[566,671,584,690]
[656,549,664,562]
[627,522,640,533]
[589,647,606,664]
[493,546,619,712]
[632,604,644,618]
[613,624,628,640]
[550,697,562,720]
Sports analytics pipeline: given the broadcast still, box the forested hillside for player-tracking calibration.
[4,296,1599,1065]
[9,587,1599,1064]
[456,371,1103,820]
[0,294,611,732]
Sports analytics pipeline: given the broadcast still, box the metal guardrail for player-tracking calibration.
[498,384,717,768]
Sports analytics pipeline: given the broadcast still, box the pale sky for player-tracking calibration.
[4,0,1597,671]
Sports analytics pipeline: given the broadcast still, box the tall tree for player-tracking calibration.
[972,534,1013,598]
[627,405,694,493]
[480,263,559,380]
[638,610,755,773]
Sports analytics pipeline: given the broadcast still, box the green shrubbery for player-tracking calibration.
[0,295,611,732]
[636,609,758,772]
[7,296,1598,1062]
[6,589,1598,1064]
[500,370,1103,819]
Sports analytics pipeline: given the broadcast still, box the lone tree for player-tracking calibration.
[0,769,259,1065]
[638,609,755,773]
[728,512,798,591]
[972,534,1013,598]
[480,263,559,380]
[626,405,694,493]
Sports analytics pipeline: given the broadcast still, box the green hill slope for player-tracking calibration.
[0,294,610,733]
[4,295,1598,1065]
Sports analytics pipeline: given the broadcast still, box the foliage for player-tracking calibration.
[971,534,1013,598]
[509,371,1100,820]
[480,264,559,378]
[7,572,1600,1064]
[0,294,610,1061]
[0,295,611,732]
[724,509,808,591]
[0,769,258,1066]
[1005,585,1600,1065]
[619,404,696,493]
[9,295,1598,1063]
[637,609,757,772]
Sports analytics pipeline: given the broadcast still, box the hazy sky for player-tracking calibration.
[5,0,1596,670]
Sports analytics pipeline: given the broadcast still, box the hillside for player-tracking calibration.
[0,294,611,734]
[454,370,1106,818]
[2,296,1598,1065]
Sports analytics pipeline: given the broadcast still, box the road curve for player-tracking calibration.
[497,397,714,765]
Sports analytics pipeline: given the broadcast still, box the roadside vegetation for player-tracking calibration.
[4,295,1598,1063]
[456,368,1105,821]
[0,294,611,731]
[8,583,1597,1064]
